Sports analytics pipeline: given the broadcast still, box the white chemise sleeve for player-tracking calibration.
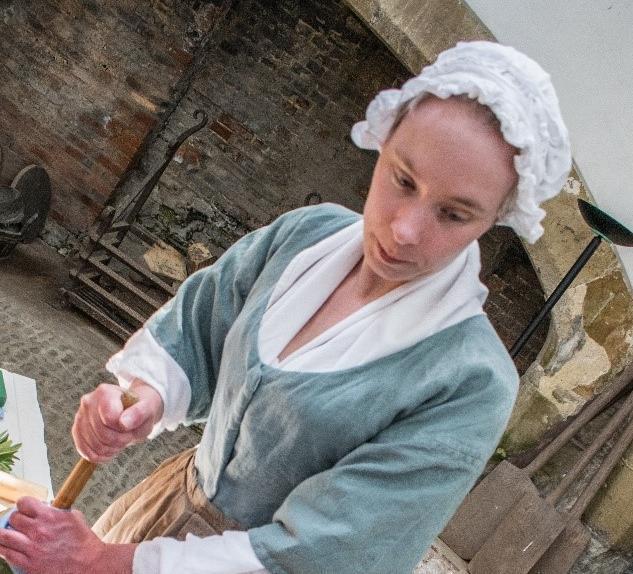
[133,531,268,574]
[105,327,191,438]
[107,330,268,572]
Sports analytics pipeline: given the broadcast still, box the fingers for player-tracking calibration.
[9,509,37,534]
[76,418,120,463]
[118,402,154,432]
[0,527,31,568]
[128,379,165,424]
[72,383,159,462]
[73,384,128,462]
[0,499,50,565]
[96,389,124,430]
[1,501,104,573]
[15,497,50,519]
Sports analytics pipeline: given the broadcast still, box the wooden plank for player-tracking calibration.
[441,461,537,559]
[74,272,146,327]
[62,287,134,341]
[87,255,163,311]
[529,519,590,574]
[96,239,177,296]
[468,491,565,574]
[111,221,156,247]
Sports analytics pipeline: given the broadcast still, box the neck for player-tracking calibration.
[352,257,407,301]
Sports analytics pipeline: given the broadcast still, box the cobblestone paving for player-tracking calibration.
[0,242,199,523]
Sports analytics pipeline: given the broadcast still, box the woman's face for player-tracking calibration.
[362,96,518,285]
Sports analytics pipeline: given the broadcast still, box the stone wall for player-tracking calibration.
[0,0,555,499]
[0,0,568,566]
[0,0,548,374]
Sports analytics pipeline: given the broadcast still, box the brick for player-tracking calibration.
[209,120,233,142]
[306,59,324,76]
[0,0,214,232]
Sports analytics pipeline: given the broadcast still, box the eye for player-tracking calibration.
[391,169,415,191]
[439,207,470,223]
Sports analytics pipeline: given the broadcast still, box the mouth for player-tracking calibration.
[375,238,406,265]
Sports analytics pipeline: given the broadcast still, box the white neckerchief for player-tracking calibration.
[258,219,488,372]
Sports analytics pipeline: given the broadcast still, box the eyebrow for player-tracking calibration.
[393,148,486,213]
[394,149,419,178]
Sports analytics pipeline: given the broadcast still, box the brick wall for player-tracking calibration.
[120,0,407,253]
[0,0,225,234]
[481,232,550,375]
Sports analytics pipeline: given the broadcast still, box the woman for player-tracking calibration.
[0,41,571,574]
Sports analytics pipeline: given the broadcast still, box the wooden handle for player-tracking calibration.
[52,391,138,510]
[525,364,633,476]
[569,404,633,519]
[546,386,633,505]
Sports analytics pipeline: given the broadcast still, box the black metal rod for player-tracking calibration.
[510,235,602,358]
[121,109,208,227]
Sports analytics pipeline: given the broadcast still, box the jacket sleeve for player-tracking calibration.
[248,361,518,574]
[107,206,310,428]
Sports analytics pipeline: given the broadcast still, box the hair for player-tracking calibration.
[385,93,518,220]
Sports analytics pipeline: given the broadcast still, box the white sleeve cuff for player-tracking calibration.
[105,327,191,438]
[133,530,268,574]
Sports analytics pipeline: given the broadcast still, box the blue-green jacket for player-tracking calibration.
[147,203,519,574]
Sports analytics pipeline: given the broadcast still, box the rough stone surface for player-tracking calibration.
[116,0,409,253]
[344,0,493,71]
[0,241,199,523]
[108,0,546,373]
[587,454,633,550]
[7,0,631,565]
[414,540,468,573]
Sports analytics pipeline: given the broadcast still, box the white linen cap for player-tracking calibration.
[351,41,572,243]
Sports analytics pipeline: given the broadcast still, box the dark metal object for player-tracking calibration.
[510,198,633,358]
[578,198,633,247]
[63,111,208,340]
[0,165,51,257]
[0,186,23,228]
[118,110,208,226]
[303,192,322,206]
[14,165,52,241]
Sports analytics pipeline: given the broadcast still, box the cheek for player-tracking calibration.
[365,181,394,223]
[417,227,479,264]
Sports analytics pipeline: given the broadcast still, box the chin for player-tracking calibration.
[368,255,418,283]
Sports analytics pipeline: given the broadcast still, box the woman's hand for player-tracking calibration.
[72,379,164,463]
[0,497,136,574]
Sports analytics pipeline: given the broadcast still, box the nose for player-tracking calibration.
[390,205,429,246]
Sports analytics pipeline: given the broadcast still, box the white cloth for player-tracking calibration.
[133,531,266,574]
[351,40,572,243]
[106,327,191,439]
[0,370,53,503]
[259,219,487,371]
[107,218,489,574]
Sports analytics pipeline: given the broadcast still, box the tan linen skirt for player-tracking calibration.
[92,447,244,543]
